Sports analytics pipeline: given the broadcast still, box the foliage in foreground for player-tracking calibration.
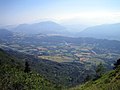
[69,65,120,90]
[0,49,60,90]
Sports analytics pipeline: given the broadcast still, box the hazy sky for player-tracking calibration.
[0,0,120,25]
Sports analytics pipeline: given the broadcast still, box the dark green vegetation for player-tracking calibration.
[1,47,120,90]
[0,48,96,89]
[114,59,120,69]
[4,48,96,87]
[69,65,120,90]
[0,49,58,90]
[0,29,120,90]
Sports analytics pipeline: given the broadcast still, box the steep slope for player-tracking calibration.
[79,23,120,41]
[4,48,95,87]
[70,65,120,90]
[0,49,58,90]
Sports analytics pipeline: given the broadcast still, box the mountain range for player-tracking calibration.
[1,21,120,41]
[78,23,120,41]
[0,21,120,90]
[12,21,67,35]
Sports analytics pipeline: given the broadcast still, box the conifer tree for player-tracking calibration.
[24,61,30,73]
[114,58,120,69]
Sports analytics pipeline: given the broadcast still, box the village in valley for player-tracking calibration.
[0,34,119,65]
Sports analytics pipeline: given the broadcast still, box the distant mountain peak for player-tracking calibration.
[13,21,67,35]
[78,23,120,41]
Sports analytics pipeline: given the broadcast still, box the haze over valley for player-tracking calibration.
[0,0,120,90]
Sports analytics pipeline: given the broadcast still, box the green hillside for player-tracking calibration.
[0,49,58,90]
[1,47,120,90]
[5,48,96,87]
[69,65,120,90]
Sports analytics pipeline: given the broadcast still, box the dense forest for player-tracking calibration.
[0,48,120,90]
[0,48,59,90]
[70,62,120,90]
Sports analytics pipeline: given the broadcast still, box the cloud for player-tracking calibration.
[58,11,120,25]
